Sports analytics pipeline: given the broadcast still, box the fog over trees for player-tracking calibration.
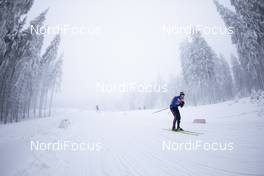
[136,0,264,109]
[0,0,62,123]
[1,0,264,118]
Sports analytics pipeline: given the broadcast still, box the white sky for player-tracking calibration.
[27,0,237,108]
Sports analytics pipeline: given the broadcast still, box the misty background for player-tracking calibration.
[27,0,236,110]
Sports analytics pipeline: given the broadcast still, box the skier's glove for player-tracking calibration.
[180,101,185,108]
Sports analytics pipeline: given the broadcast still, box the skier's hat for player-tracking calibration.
[180,92,185,96]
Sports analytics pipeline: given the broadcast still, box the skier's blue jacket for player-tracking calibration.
[170,96,180,109]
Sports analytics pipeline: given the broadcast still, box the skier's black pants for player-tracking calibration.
[170,106,181,129]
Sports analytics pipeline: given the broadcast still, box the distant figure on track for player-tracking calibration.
[170,92,185,131]
[96,105,99,112]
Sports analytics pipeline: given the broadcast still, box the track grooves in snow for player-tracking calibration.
[1,99,264,176]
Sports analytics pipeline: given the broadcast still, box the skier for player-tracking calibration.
[170,92,185,131]
[96,105,99,112]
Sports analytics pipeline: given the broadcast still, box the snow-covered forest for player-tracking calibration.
[1,0,264,116]
[136,0,264,108]
[0,1,63,123]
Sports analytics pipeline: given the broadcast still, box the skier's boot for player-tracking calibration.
[172,127,176,131]
[177,127,184,131]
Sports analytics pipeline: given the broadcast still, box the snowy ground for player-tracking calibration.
[0,98,264,176]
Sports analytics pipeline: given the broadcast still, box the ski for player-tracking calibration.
[163,129,203,136]
[179,130,203,135]
[177,131,202,136]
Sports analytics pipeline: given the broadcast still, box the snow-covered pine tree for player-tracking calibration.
[214,54,234,101]
[8,9,48,122]
[230,0,264,54]
[24,10,48,118]
[180,31,219,105]
[46,54,63,116]
[0,0,34,64]
[231,0,264,89]
[214,0,264,91]
[0,0,34,123]
[230,54,248,96]
[38,34,61,117]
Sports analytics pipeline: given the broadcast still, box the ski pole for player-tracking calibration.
[152,107,169,114]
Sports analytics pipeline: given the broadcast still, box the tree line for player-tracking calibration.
[177,0,264,105]
[142,0,264,107]
[0,0,62,123]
